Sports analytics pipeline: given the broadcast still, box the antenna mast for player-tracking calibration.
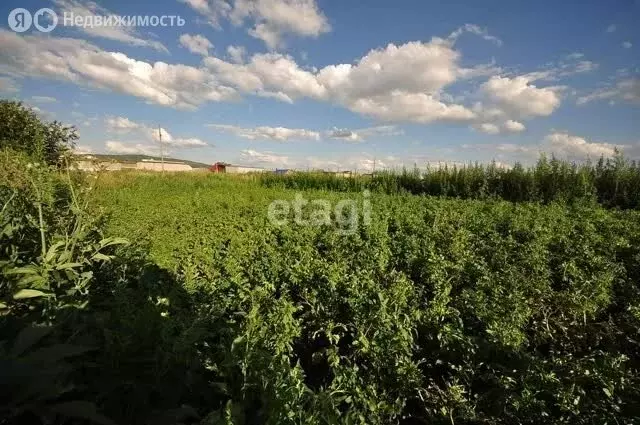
[159,125,164,174]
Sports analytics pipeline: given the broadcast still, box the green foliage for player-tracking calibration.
[0,325,115,425]
[91,171,640,424]
[261,153,640,209]
[0,100,78,166]
[3,145,640,424]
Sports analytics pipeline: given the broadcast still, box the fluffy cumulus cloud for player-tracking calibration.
[458,130,640,164]
[180,0,330,48]
[462,132,632,164]
[239,149,289,165]
[480,75,563,118]
[208,124,320,141]
[106,141,159,155]
[314,38,479,122]
[52,0,168,52]
[504,120,526,133]
[476,123,500,135]
[475,119,526,135]
[543,132,621,159]
[206,52,329,103]
[106,116,143,131]
[106,116,208,148]
[179,34,214,56]
[227,45,247,63]
[0,30,237,109]
[0,24,568,129]
[348,92,476,123]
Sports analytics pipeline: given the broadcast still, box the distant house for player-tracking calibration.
[210,162,265,174]
[209,162,230,173]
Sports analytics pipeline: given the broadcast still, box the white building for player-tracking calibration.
[136,160,192,172]
[221,165,265,174]
[74,160,128,172]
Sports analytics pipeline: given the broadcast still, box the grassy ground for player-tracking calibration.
[85,170,640,423]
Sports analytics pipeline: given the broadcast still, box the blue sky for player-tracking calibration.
[1,0,638,170]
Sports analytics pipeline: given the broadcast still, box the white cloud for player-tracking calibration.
[520,56,598,83]
[179,34,214,56]
[107,117,209,148]
[106,141,159,155]
[239,149,289,165]
[204,52,326,100]
[317,39,459,101]
[31,95,57,103]
[348,92,477,123]
[106,116,144,132]
[227,45,247,63]
[476,123,500,135]
[171,137,208,147]
[180,0,330,49]
[460,133,630,162]
[474,119,526,135]
[544,132,621,159]
[0,25,569,129]
[52,0,168,52]
[326,125,403,142]
[447,23,503,46]
[208,124,320,141]
[622,41,632,49]
[577,77,640,105]
[0,30,237,109]
[606,24,617,33]
[480,75,563,118]
[503,120,526,133]
[149,127,174,142]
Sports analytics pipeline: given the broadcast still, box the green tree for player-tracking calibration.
[0,100,78,166]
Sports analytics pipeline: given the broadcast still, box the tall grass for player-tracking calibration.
[261,153,640,208]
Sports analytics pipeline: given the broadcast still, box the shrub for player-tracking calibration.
[0,100,78,167]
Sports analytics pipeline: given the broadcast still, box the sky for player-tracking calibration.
[0,0,639,171]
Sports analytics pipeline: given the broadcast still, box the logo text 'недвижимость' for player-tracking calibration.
[8,8,185,33]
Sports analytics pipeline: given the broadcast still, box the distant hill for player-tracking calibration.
[76,154,211,169]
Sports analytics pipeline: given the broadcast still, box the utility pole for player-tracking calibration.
[158,125,164,174]
[373,158,376,174]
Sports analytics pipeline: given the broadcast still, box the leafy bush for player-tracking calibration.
[0,100,78,166]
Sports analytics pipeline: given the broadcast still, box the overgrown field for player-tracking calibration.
[86,171,640,424]
[4,100,640,424]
